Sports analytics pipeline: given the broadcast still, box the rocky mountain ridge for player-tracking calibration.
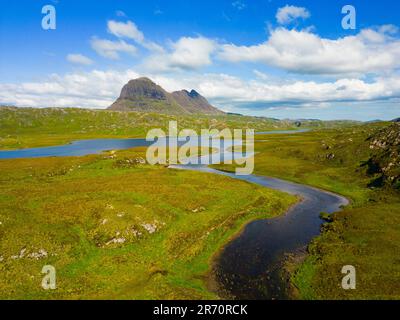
[108,77,224,115]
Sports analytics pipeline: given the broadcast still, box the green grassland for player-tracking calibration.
[214,122,400,299]
[1,106,397,300]
[0,106,358,150]
[0,147,296,299]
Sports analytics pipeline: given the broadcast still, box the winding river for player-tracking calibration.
[0,130,349,300]
[170,129,348,299]
[171,165,349,299]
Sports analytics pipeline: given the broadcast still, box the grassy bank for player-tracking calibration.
[0,147,295,299]
[214,123,400,299]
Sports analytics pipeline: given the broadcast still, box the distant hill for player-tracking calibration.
[108,77,224,115]
[0,106,306,149]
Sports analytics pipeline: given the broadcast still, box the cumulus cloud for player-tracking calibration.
[3,19,400,116]
[2,68,400,110]
[196,74,400,105]
[219,27,400,75]
[0,69,141,108]
[107,20,144,43]
[66,53,94,66]
[99,19,400,76]
[143,36,217,71]
[90,37,137,60]
[107,20,163,52]
[276,5,310,25]
[378,24,399,35]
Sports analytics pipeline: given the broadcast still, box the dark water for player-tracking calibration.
[170,167,348,300]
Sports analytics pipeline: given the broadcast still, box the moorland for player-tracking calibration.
[0,105,399,299]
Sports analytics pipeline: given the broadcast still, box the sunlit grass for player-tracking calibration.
[0,147,295,299]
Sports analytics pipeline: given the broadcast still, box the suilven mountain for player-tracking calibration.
[108,77,224,115]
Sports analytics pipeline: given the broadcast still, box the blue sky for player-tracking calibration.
[0,0,399,120]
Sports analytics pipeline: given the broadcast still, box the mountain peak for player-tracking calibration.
[189,89,200,98]
[118,77,167,101]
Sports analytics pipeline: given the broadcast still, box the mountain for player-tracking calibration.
[108,77,224,115]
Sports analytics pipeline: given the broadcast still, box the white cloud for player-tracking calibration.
[219,27,400,75]
[2,68,400,111]
[66,53,94,66]
[0,69,141,108]
[195,74,400,104]
[98,19,400,76]
[90,38,137,60]
[107,20,144,43]
[107,20,163,52]
[3,20,400,116]
[144,37,217,71]
[168,37,216,69]
[378,24,399,35]
[276,5,310,25]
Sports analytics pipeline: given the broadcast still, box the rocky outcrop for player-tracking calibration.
[365,123,400,189]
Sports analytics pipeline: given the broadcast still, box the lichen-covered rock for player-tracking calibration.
[141,223,157,234]
[114,157,147,168]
